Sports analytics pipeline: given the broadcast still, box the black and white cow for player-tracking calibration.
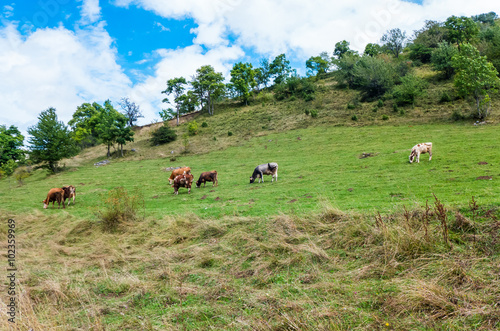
[250,162,278,183]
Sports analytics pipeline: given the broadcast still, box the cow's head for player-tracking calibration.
[249,176,255,184]
[42,199,48,209]
[409,151,416,163]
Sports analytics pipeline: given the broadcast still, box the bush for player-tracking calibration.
[187,120,199,136]
[451,110,466,121]
[377,99,384,108]
[14,166,31,185]
[347,103,356,110]
[98,187,142,232]
[228,131,233,136]
[431,42,458,79]
[151,125,177,146]
[351,56,398,100]
[382,115,389,120]
[201,122,208,128]
[1,159,17,177]
[351,115,358,121]
[304,109,310,116]
[310,110,318,118]
[392,74,427,106]
[440,91,452,103]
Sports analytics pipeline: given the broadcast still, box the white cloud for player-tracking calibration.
[2,4,14,18]
[0,22,131,135]
[80,0,101,24]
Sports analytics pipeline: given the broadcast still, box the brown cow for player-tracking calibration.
[43,188,65,209]
[173,174,194,195]
[62,185,76,206]
[168,167,191,185]
[196,171,218,188]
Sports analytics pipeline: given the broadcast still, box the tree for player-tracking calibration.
[162,77,187,126]
[392,74,427,106]
[430,42,458,79]
[27,108,78,173]
[333,52,360,88]
[0,125,25,169]
[151,125,177,146]
[269,54,292,85]
[255,58,272,89]
[191,65,225,116]
[119,98,143,127]
[444,16,479,51]
[364,43,382,57]
[68,102,102,148]
[177,90,199,115]
[95,100,131,157]
[334,40,355,59]
[452,43,500,119]
[114,115,135,157]
[412,20,446,49]
[230,62,256,105]
[351,56,398,100]
[381,28,407,58]
[306,52,330,77]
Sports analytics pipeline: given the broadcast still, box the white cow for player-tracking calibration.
[409,142,432,163]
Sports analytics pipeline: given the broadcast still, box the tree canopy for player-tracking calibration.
[28,108,78,173]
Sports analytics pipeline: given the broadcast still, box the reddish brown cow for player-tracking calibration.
[168,167,191,185]
[173,174,194,195]
[196,171,218,188]
[62,185,76,206]
[43,188,65,209]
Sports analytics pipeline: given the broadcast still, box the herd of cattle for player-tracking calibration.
[42,142,431,209]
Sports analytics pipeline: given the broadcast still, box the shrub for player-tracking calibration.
[228,131,233,136]
[372,106,378,112]
[310,110,318,118]
[377,99,384,108]
[151,125,177,146]
[347,103,356,110]
[305,109,310,116]
[351,56,398,100]
[431,42,458,79]
[382,115,389,120]
[440,91,452,103]
[393,103,399,112]
[201,122,208,128]
[187,120,199,136]
[351,115,358,121]
[98,187,142,232]
[451,110,466,121]
[1,159,17,177]
[14,166,31,185]
[393,74,427,106]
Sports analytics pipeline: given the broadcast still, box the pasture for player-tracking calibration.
[2,123,499,219]
[1,122,500,330]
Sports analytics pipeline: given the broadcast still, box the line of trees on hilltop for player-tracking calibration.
[159,11,499,123]
[0,98,141,177]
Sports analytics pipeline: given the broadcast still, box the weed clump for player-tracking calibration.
[97,187,143,232]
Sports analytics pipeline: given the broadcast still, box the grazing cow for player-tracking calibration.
[409,142,432,163]
[196,171,218,188]
[43,188,65,209]
[168,167,191,185]
[62,185,76,206]
[173,174,194,195]
[250,162,278,183]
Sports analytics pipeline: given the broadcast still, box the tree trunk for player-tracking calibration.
[107,144,111,157]
[120,144,123,157]
[176,105,180,126]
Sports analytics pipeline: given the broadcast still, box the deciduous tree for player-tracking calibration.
[162,77,187,126]
[452,43,500,119]
[191,65,225,116]
[119,98,143,127]
[381,28,407,58]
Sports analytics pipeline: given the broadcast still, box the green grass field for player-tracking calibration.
[2,123,499,219]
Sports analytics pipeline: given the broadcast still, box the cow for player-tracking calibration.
[43,188,65,209]
[409,142,432,163]
[196,171,218,188]
[168,167,191,185]
[173,174,194,195]
[250,162,278,183]
[62,185,76,206]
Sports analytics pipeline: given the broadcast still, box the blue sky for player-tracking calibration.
[1,0,498,136]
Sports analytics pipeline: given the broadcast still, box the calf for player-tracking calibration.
[168,167,191,185]
[250,162,278,183]
[43,188,65,209]
[409,142,432,163]
[62,185,76,206]
[196,171,218,188]
[173,174,194,195]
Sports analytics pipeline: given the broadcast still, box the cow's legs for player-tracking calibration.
[429,151,432,161]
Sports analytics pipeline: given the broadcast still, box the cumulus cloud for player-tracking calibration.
[0,22,131,135]
[80,0,101,24]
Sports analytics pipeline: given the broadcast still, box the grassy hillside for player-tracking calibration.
[1,67,500,330]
